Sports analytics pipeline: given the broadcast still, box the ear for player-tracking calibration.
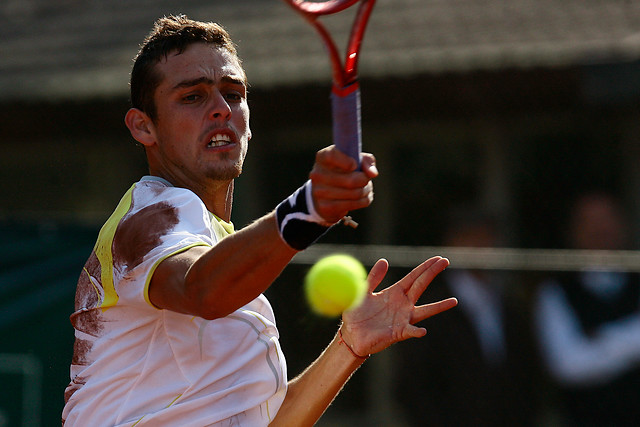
[125,108,156,147]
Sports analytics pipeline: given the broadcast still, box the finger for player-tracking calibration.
[314,193,374,220]
[315,146,358,172]
[312,181,373,201]
[367,258,389,292]
[360,153,379,178]
[403,324,427,340]
[411,297,458,324]
[310,168,374,190]
[404,257,449,302]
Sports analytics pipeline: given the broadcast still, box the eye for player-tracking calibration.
[182,93,202,103]
[224,91,243,102]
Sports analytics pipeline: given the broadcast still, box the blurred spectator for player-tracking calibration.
[395,207,539,426]
[534,191,640,426]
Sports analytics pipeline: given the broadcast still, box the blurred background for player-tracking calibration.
[2,0,640,425]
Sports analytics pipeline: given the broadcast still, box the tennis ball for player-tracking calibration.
[304,254,368,317]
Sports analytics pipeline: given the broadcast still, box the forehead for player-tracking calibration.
[156,43,246,88]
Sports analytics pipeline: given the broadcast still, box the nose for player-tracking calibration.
[209,90,232,120]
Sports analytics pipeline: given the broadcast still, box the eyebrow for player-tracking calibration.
[172,76,246,91]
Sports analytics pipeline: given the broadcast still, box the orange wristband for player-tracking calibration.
[338,328,369,360]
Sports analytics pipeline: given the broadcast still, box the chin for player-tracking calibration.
[206,165,243,181]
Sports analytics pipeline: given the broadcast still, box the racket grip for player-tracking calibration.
[331,85,362,168]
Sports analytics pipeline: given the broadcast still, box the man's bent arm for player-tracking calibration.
[149,212,298,319]
[149,147,376,319]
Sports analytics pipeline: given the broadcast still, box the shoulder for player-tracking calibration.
[110,179,215,267]
[131,178,206,213]
[125,178,213,229]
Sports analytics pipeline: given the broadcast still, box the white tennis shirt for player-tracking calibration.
[62,176,287,426]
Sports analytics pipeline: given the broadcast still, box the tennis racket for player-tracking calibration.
[282,0,377,167]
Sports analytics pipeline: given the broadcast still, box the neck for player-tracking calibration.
[149,172,234,222]
[194,179,234,222]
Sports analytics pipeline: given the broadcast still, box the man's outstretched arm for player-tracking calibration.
[270,257,458,426]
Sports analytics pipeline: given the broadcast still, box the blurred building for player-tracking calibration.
[2,0,640,244]
[1,0,640,425]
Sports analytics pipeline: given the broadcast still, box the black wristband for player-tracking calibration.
[275,181,334,250]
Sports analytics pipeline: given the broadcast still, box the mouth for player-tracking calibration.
[207,133,232,148]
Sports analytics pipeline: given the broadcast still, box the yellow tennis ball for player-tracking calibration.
[304,254,368,317]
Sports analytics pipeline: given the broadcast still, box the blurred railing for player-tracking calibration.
[294,244,640,272]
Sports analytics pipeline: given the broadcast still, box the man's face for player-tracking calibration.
[148,42,250,187]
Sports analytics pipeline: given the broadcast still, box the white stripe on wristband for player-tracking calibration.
[275,180,336,250]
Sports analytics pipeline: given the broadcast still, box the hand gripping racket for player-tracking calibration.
[282,0,377,168]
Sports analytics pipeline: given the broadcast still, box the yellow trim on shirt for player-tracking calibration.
[143,215,234,308]
[143,242,211,308]
[94,184,136,311]
[94,188,237,310]
[210,213,235,240]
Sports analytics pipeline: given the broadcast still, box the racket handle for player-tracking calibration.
[331,84,362,169]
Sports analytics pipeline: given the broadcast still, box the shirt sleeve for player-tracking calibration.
[112,182,217,308]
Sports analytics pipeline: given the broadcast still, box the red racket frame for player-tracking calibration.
[283,0,377,165]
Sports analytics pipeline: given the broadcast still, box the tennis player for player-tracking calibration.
[62,15,457,426]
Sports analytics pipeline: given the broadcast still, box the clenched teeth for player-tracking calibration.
[208,134,231,147]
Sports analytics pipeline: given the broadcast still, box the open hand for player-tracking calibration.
[340,256,458,358]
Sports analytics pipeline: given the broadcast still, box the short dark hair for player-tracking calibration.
[130,15,243,120]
